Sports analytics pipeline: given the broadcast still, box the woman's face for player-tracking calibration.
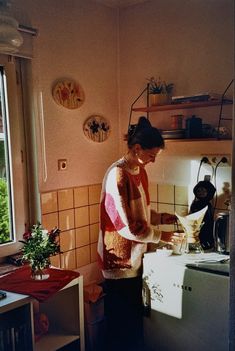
[135,146,162,166]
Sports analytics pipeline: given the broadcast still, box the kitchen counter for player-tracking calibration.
[144,251,230,276]
[186,261,229,276]
[143,251,229,351]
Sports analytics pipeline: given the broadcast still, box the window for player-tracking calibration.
[0,56,28,258]
[0,66,13,244]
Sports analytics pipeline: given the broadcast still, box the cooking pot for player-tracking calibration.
[213,212,230,254]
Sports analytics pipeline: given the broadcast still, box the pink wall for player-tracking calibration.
[8,0,233,280]
[11,0,234,192]
[118,0,234,155]
[13,0,120,192]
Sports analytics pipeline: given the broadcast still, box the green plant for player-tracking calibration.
[0,141,6,170]
[0,178,10,243]
[20,223,61,271]
[147,76,174,94]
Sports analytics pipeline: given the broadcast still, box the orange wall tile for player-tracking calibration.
[175,185,188,205]
[50,254,61,268]
[89,204,99,224]
[41,185,100,272]
[42,212,59,229]
[40,182,191,272]
[74,186,89,207]
[76,226,90,247]
[41,191,58,214]
[88,184,102,204]
[60,250,76,270]
[90,223,99,243]
[76,246,91,267]
[60,229,76,251]
[58,188,74,211]
[75,206,89,227]
[59,209,75,231]
[158,184,175,203]
[149,183,158,202]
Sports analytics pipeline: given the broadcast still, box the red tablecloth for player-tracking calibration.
[0,266,80,302]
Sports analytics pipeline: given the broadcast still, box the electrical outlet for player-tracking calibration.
[200,154,231,166]
[58,159,67,171]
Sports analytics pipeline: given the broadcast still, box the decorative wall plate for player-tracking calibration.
[52,79,85,109]
[83,115,111,143]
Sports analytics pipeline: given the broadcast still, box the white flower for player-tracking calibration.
[42,229,49,239]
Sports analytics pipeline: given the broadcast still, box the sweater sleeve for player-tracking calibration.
[104,165,161,243]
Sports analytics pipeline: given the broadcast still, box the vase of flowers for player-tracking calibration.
[20,223,61,280]
[147,76,174,106]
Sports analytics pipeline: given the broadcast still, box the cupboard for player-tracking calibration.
[0,276,85,351]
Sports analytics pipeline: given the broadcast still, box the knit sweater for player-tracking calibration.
[97,158,161,279]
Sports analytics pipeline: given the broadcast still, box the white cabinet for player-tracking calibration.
[0,276,85,351]
[0,291,33,350]
[35,276,85,351]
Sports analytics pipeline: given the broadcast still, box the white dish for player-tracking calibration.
[156,249,173,257]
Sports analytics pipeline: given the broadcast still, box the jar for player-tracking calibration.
[171,114,183,129]
[186,115,202,138]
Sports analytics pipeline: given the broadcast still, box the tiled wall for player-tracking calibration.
[41,184,101,271]
[40,182,189,271]
[149,183,189,232]
[149,181,230,232]
[41,181,229,271]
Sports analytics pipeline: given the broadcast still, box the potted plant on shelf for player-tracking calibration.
[147,76,174,106]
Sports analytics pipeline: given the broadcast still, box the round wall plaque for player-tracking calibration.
[83,115,111,143]
[52,79,85,109]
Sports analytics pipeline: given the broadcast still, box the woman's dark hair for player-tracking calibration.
[125,116,165,150]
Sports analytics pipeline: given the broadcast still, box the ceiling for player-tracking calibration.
[95,0,149,8]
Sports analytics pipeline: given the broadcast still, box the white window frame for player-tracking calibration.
[0,55,28,258]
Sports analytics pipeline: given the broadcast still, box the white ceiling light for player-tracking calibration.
[0,0,23,54]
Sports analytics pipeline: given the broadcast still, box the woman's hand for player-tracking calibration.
[150,210,161,225]
[151,210,177,226]
[161,213,177,225]
[161,231,184,243]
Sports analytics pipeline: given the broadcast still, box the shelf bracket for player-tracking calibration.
[128,83,149,132]
[216,79,234,140]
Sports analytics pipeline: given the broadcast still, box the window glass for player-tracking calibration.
[0,66,13,244]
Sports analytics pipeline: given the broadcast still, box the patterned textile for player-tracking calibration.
[98,158,161,279]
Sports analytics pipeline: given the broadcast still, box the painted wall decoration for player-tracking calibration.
[83,115,111,142]
[52,79,85,109]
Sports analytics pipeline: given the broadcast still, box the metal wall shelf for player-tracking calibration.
[132,99,233,113]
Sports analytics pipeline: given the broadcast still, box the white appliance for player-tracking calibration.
[143,252,229,351]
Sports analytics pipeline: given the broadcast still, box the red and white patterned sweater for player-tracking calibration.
[97,158,161,279]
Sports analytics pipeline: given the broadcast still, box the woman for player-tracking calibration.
[97,116,178,351]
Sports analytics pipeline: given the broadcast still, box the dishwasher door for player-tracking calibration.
[143,258,229,351]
